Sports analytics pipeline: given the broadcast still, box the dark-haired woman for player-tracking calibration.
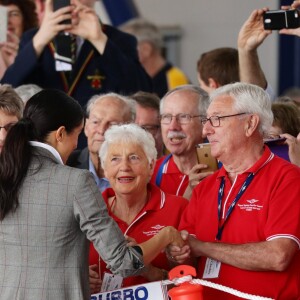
[0,0,38,79]
[0,89,184,299]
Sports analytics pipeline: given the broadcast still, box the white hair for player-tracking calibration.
[160,84,210,116]
[86,92,136,121]
[99,123,157,166]
[210,82,273,134]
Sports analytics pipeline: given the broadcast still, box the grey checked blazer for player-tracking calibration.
[0,147,143,300]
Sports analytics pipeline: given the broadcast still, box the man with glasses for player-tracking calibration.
[131,91,164,158]
[0,84,23,153]
[169,82,300,299]
[150,85,211,198]
[67,92,135,192]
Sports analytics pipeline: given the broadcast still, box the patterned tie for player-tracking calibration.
[70,34,77,64]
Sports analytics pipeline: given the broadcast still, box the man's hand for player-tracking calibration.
[238,8,272,52]
[281,132,300,167]
[33,0,73,56]
[68,0,107,53]
[183,164,213,199]
[166,230,191,264]
[280,1,300,36]
[89,264,102,295]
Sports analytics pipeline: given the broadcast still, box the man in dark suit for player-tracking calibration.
[67,92,135,191]
[1,0,152,108]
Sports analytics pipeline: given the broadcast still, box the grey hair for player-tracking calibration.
[0,84,24,119]
[99,123,157,167]
[210,82,273,134]
[120,18,163,50]
[85,92,136,121]
[160,84,210,116]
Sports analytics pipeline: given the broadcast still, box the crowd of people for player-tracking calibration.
[0,0,300,300]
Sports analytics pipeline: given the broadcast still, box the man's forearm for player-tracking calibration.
[190,237,297,272]
[238,49,267,89]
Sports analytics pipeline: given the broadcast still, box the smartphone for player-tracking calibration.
[0,6,7,43]
[263,137,286,146]
[53,0,71,24]
[196,143,218,173]
[263,9,300,30]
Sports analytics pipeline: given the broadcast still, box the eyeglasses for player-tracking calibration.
[140,124,160,135]
[160,113,202,125]
[0,122,17,132]
[201,113,247,127]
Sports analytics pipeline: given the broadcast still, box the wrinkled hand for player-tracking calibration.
[166,230,191,264]
[281,132,300,167]
[33,0,73,55]
[279,1,300,37]
[238,8,272,51]
[0,31,20,67]
[183,164,213,199]
[89,264,102,295]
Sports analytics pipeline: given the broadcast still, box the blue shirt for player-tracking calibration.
[88,157,110,192]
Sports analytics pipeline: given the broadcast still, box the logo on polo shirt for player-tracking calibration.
[143,224,165,237]
[238,199,263,212]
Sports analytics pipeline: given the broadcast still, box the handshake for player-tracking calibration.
[138,226,191,266]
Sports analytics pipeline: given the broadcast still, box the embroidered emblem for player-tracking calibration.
[238,199,263,212]
[87,69,105,89]
[143,225,165,237]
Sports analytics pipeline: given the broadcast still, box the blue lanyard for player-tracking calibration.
[155,154,172,187]
[216,172,255,241]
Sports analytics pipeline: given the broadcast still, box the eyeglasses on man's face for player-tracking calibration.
[140,124,160,135]
[201,113,247,127]
[160,113,202,125]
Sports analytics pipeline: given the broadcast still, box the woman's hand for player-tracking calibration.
[89,264,102,295]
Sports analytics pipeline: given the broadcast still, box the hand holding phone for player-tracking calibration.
[53,0,71,25]
[196,143,218,173]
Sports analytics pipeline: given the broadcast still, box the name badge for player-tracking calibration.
[203,258,221,279]
[55,60,72,71]
[101,272,123,292]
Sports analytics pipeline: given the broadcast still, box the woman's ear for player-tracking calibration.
[55,126,66,142]
[149,159,155,176]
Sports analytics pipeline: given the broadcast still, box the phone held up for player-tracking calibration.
[53,0,71,24]
[196,143,218,173]
[263,9,300,30]
[53,0,73,71]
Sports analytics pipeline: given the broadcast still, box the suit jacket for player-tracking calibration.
[1,25,152,107]
[67,146,89,170]
[0,147,143,300]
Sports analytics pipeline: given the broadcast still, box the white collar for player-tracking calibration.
[29,141,64,165]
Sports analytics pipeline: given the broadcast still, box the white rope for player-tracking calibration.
[162,275,274,300]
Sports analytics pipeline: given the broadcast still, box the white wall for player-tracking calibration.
[134,0,280,95]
